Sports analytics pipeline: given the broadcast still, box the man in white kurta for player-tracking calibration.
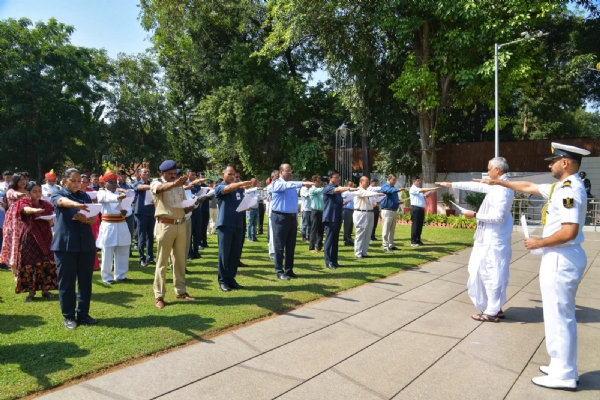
[97,172,132,284]
[437,157,514,321]
[353,176,383,259]
[477,143,589,391]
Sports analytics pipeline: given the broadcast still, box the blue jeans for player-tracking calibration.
[246,208,259,240]
[300,211,311,239]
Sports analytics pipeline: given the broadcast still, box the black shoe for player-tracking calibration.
[417,240,424,245]
[219,283,231,292]
[334,263,343,268]
[252,238,259,242]
[185,268,190,274]
[389,246,399,250]
[0,263,10,270]
[202,243,209,248]
[76,315,97,325]
[104,280,115,285]
[140,260,147,267]
[286,271,299,279]
[147,260,156,265]
[371,237,378,241]
[239,261,248,267]
[384,248,394,252]
[326,263,337,270]
[116,278,130,282]
[64,318,78,330]
[277,274,290,280]
[229,281,244,289]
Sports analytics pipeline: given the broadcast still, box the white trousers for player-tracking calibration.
[353,211,373,257]
[101,245,130,282]
[540,246,586,381]
[209,208,218,234]
[381,209,398,248]
[467,244,510,316]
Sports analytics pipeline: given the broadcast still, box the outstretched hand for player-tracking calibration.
[435,182,451,188]
[473,178,496,185]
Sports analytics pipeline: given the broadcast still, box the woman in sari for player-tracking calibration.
[15,181,57,301]
[0,172,30,274]
[81,174,100,270]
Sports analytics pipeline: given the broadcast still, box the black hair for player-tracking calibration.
[90,173,100,179]
[221,165,235,174]
[3,171,13,176]
[8,172,27,190]
[387,174,396,180]
[328,169,339,178]
[412,176,420,182]
[63,168,81,179]
[25,181,41,192]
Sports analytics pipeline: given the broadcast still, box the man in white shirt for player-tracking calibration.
[300,179,312,242]
[436,157,514,323]
[0,171,12,193]
[409,177,438,246]
[41,169,61,198]
[477,143,589,391]
[353,177,383,259]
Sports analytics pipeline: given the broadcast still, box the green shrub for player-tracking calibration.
[464,192,486,210]
[441,191,456,208]
[450,215,476,229]
[400,189,410,207]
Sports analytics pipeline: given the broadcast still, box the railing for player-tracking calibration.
[511,197,600,230]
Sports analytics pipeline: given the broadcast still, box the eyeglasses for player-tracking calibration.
[68,179,82,183]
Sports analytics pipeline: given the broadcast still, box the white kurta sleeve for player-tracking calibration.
[476,188,512,224]
[452,181,491,194]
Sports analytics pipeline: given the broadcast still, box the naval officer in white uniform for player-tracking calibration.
[477,142,589,391]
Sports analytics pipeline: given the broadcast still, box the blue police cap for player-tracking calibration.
[159,160,177,172]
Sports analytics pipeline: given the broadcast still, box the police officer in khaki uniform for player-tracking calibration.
[478,142,590,391]
[151,160,197,309]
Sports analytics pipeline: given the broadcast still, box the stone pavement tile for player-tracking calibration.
[508,268,539,287]
[510,259,541,274]
[278,370,385,400]
[396,279,466,304]
[393,348,517,400]
[241,321,380,380]
[519,277,542,296]
[519,252,544,261]
[439,252,471,265]
[343,297,437,337]
[160,365,303,400]
[582,267,600,280]
[233,306,347,352]
[82,333,260,400]
[370,271,439,294]
[575,280,600,301]
[332,330,458,398]
[38,385,117,400]
[400,299,479,339]
[306,285,398,315]
[407,260,465,276]
[436,266,469,285]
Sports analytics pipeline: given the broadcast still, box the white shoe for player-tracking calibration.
[531,375,577,391]
[539,366,579,383]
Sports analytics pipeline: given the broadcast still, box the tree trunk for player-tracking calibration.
[361,121,370,178]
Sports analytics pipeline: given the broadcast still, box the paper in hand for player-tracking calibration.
[450,200,470,213]
[119,195,135,211]
[144,190,154,205]
[36,214,56,221]
[178,198,197,208]
[76,204,103,218]
[87,191,97,200]
[520,215,543,254]
[236,192,258,212]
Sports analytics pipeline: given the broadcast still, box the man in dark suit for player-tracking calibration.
[322,170,356,270]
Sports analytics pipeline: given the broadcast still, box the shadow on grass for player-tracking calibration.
[0,314,46,334]
[100,314,215,337]
[92,291,144,308]
[0,341,89,388]
[195,293,305,315]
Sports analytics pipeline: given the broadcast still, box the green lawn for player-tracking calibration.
[0,224,474,399]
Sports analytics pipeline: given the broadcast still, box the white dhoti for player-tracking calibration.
[97,219,132,282]
[540,246,586,381]
[353,211,373,257]
[467,241,510,316]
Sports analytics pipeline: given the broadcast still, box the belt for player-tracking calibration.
[382,208,398,211]
[272,210,296,216]
[355,209,373,212]
[156,216,185,225]
[102,215,126,223]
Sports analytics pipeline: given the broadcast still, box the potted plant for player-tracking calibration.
[441,191,456,216]
[401,189,411,214]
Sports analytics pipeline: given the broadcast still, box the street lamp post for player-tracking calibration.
[335,123,352,184]
[494,31,547,157]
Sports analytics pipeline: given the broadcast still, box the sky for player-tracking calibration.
[0,0,150,58]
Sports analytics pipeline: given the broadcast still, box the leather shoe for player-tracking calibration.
[76,315,98,325]
[326,263,337,270]
[539,366,579,384]
[147,260,156,265]
[389,246,399,250]
[239,261,248,267]
[531,375,577,391]
[175,292,195,301]
[333,263,342,268]
[155,297,165,309]
[277,274,290,280]
[64,318,78,330]
[116,277,130,282]
[286,271,299,279]
[229,281,244,289]
[219,283,231,292]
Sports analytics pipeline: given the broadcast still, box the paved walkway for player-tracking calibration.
[38,231,600,400]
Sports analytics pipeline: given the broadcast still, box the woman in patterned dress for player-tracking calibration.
[15,181,57,301]
[0,172,30,274]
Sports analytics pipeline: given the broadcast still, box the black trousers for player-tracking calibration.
[324,221,342,265]
[309,210,324,250]
[189,211,203,257]
[371,206,380,239]
[271,212,297,275]
[410,206,425,243]
[258,202,265,234]
[343,208,354,243]
[55,250,96,319]
[135,214,155,261]
[199,208,209,246]
[125,215,135,250]
[217,226,243,285]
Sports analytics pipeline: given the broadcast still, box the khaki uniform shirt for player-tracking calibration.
[150,178,186,219]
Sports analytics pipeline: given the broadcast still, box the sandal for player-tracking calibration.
[497,309,505,319]
[471,313,500,323]
[42,292,55,299]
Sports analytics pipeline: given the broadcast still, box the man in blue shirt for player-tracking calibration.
[133,168,155,266]
[51,168,97,330]
[270,164,313,280]
[215,166,253,292]
[380,174,406,252]
[322,170,356,270]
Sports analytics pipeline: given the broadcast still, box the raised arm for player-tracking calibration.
[474,179,541,196]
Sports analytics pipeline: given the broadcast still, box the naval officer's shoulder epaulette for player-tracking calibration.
[561,180,571,188]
